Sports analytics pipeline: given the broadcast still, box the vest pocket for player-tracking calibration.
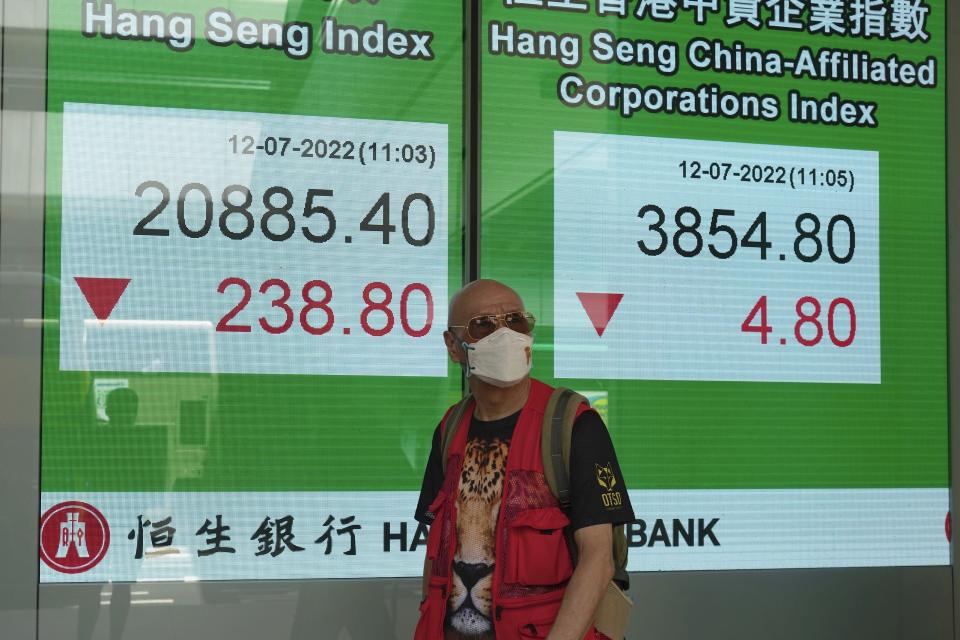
[519,621,603,639]
[518,620,552,638]
[505,507,574,586]
[497,593,563,639]
[414,575,448,640]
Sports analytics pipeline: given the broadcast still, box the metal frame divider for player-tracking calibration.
[947,0,958,635]
[464,0,481,285]
[0,0,47,638]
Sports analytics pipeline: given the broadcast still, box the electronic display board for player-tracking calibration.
[41,0,461,581]
[482,0,948,570]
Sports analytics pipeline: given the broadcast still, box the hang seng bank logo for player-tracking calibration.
[40,501,110,574]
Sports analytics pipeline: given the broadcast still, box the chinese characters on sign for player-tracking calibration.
[125,513,367,558]
[128,515,176,559]
[510,0,930,41]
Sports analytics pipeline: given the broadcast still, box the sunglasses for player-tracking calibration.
[449,311,536,341]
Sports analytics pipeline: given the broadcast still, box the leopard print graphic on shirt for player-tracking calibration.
[445,435,508,640]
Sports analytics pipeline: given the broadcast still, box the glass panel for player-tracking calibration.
[0,1,954,639]
[480,0,949,570]
[40,0,462,584]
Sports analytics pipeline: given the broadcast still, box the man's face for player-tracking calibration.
[443,282,528,364]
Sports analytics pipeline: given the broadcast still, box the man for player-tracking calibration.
[414,280,634,640]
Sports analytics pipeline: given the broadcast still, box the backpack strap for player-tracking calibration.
[541,387,589,512]
[612,533,630,589]
[541,387,588,572]
[440,394,473,474]
[541,388,632,591]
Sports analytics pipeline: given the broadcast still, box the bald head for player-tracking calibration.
[447,279,525,329]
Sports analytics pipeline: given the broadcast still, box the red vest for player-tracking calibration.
[414,379,600,640]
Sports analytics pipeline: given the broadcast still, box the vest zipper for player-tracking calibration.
[495,605,503,621]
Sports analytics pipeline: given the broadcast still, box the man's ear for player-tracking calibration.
[443,330,464,364]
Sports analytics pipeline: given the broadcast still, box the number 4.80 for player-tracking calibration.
[741,296,856,347]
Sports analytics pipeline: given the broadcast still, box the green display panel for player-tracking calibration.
[481,0,948,570]
[40,0,461,581]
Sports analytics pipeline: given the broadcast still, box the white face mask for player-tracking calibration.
[462,327,533,387]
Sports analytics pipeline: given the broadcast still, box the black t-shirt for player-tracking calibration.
[414,409,634,530]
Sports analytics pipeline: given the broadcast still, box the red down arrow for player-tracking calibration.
[576,292,623,337]
[75,277,130,321]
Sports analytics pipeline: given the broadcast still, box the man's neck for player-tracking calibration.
[469,376,531,421]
